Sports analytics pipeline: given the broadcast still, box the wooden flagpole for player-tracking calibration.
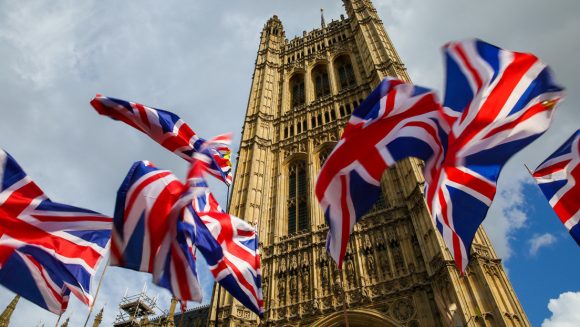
[83,257,110,327]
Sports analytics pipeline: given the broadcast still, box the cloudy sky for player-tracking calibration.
[0,0,578,326]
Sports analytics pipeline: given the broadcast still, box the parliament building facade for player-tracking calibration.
[207,0,530,326]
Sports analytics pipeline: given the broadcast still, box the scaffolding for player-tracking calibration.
[113,285,167,327]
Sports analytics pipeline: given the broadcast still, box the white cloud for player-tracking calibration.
[483,172,530,261]
[542,292,580,327]
[529,233,557,256]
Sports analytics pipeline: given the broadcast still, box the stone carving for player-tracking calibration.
[392,298,415,321]
[376,231,386,250]
[279,257,287,276]
[391,240,405,272]
[278,278,286,304]
[363,234,372,253]
[302,267,310,297]
[290,255,298,273]
[302,252,309,267]
[321,264,329,292]
[345,258,355,286]
[366,255,376,276]
[290,275,298,301]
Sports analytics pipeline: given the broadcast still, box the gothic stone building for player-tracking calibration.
[208,1,529,326]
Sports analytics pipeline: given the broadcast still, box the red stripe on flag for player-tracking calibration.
[338,175,350,269]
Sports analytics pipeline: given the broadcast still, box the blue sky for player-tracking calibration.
[0,0,578,326]
[502,181,580,325]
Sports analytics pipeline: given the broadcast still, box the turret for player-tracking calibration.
[342,0,410,83]
[91,308,104,327]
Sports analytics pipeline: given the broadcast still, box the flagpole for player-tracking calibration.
[179,301,186,327]
[339,269,349,327]
[524,164,533,175]
[83,257,110,327]
[54,313,62,327]
[213,185,230,327]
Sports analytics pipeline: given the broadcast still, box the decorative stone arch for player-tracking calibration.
[314,141,337,168]
[329,50,353,63]
[308,58,331,70]
[283,151,308,166]
[309,61,332,99]
[331,52,360,91]
[311,308,402,327]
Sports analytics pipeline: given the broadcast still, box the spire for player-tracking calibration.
[0,295,20,327]
[321,8,326,28]
[91,308,104,327]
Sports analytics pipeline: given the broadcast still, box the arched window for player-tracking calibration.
[335,55,356,89]
[312,65,331,98]
[288,160,309,234]
[290,74,305,108]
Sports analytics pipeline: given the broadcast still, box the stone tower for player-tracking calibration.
[0,295,19,327]
[208,0,529,326]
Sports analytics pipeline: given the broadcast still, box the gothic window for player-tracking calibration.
[345,103,352,114]
[311,116,316,127]
[339,106,346,117]
[317,114,323,126]
[331,109,337,120]
[302,120,307,132]
[288,160,309,234]
[324,111,330,123]
[312,65,331,98]
[335,56,356,89]
[290,74,305,108]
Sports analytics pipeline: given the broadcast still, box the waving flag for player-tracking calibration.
[90,94,233,185]
[111,160,202,302]
[184,154,264,317]
[531,130,580,245]
[0,149,112,314]
[426,39,565,272]
[315,78,445,267]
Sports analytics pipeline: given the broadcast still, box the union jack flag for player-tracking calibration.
[531,130,580,245]
[0,149,112,314]
[90,94,233,185]
[316,79,445,267]
[426,39,565,272]
[184,154,264,317]
[111,160,202,302]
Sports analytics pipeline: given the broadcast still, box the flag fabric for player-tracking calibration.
[531,130,580,245]
[426,39,565,272]
[90,94,233,185]
[0,149,112,314]
[315,78,445,268]
[184,154,264,317]
[111,160,202,302]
